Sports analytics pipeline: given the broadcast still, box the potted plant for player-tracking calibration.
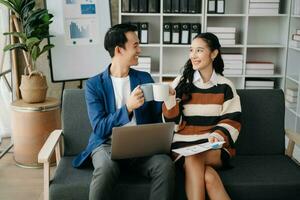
[0,0,54,103]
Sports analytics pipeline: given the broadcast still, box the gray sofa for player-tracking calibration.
[39,89,300,200]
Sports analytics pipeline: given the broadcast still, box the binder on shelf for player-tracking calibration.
[172,0,180,13]
[190,23,201,40]
[140,22,149,44]
[130,0,139,12]
[122,0,130,12]
[189,0,202,13]
[216,0,225,14]
[181,23,190,44]
[207,0,216,13]
[163,23,172,44]
[148,0,160,13]
[131,22,140,39]
[139,0,148,13]
[172,23,180,44]
[180,0,188,13]
[163,0,172,13]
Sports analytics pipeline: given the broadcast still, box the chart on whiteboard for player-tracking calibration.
[63,0,100,45]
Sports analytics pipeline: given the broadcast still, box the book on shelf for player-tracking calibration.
[219,39,236,45]
[223,69,243,75]
[286,88,298,97]
[246,69,274,75]
[222,54,243,60]
[148,0,160,13]
[246,62,274,69]
[180,0,188,13]
[188,0,201,14]
[224,60,243,65]
[207,27,236,33]
[245,80,274,87]
[249,8,279,14]
[293,0,300,15]
[249,0,280,3]
[224,63,243,69]
[245,86,274,89]
[285,95,297,103]
[214,33,235,39]
[249,3,279,9]
[292,34,300,42]
[285,101,297,109]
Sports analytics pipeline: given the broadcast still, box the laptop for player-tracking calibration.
[111,122,175,160]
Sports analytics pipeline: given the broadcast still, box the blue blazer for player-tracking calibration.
[72,66,162,168]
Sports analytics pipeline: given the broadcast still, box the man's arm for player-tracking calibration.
[85,79,131,139]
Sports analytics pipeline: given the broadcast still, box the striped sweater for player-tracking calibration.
[162,71,242,157]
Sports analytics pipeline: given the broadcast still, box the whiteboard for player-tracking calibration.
[46,0,111,82]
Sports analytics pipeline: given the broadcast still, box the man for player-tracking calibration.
[72,23,175,200]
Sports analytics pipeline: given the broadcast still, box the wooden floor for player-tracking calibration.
[0,138,45,200]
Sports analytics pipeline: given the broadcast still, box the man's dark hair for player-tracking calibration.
[104,23,138,57]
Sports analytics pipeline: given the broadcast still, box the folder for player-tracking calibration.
[163,0,172,13]
[163,23,172,44]
[121,0,130,12]
[172,0,180,13]
[190,23,201,40]
[216,0,225,14]
[172,23,180,44]
[180,0,188,13]
[207,0,216,13]
[130,0,139,12]
[181,23,190,44]
[139,0,148,13]
[148,0,160,13]
[140,22,149,44]
[189,0,201,13]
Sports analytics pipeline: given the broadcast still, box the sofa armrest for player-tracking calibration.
[285,129,300,157]
[38,129,63,200]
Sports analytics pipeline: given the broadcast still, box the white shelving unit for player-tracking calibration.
[119,0,291,88]
[285,0,300,161]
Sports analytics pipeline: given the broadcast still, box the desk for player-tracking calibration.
[11,98,61,168]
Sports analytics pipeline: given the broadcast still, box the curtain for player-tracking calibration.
[0,5,12,142]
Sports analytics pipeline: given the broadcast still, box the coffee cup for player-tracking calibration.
[153,83,169,101]
[140,83,154,102]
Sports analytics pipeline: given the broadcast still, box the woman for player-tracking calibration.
[162,32,241,200]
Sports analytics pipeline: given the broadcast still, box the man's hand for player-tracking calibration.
[126,85,144,113]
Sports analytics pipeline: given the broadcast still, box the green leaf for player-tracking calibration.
[3,43,27,52]
[39,44,54,56]
[26,37,40,51]
[3,31,26,41]
[31,45,39,62]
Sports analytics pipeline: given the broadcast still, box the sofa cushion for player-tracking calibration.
[50,157,150,200]
[236,90,285,155]
[62,90,92,156]
[219,155,300,200]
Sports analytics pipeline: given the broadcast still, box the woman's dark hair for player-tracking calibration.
[175,32,224,102]
[104,23,138,57]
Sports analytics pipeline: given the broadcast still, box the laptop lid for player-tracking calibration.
[111,122,175,160]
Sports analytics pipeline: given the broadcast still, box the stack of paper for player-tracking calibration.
[285,88,298,109]
[245,79,274,89]
[291,29,300,48]
[246,62,275,75]
[249,0,280,15]
[207,27,236,45]
[222,54,243,75]
[131,57,151,73]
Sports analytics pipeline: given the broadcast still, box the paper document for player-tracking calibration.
[172,141,225,159]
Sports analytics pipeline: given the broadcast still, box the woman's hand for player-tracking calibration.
[169,86,176,96]
[208,136,219,143]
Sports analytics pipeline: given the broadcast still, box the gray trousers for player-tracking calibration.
[89,144,175,200]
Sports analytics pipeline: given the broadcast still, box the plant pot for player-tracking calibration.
[19,71,48,103]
